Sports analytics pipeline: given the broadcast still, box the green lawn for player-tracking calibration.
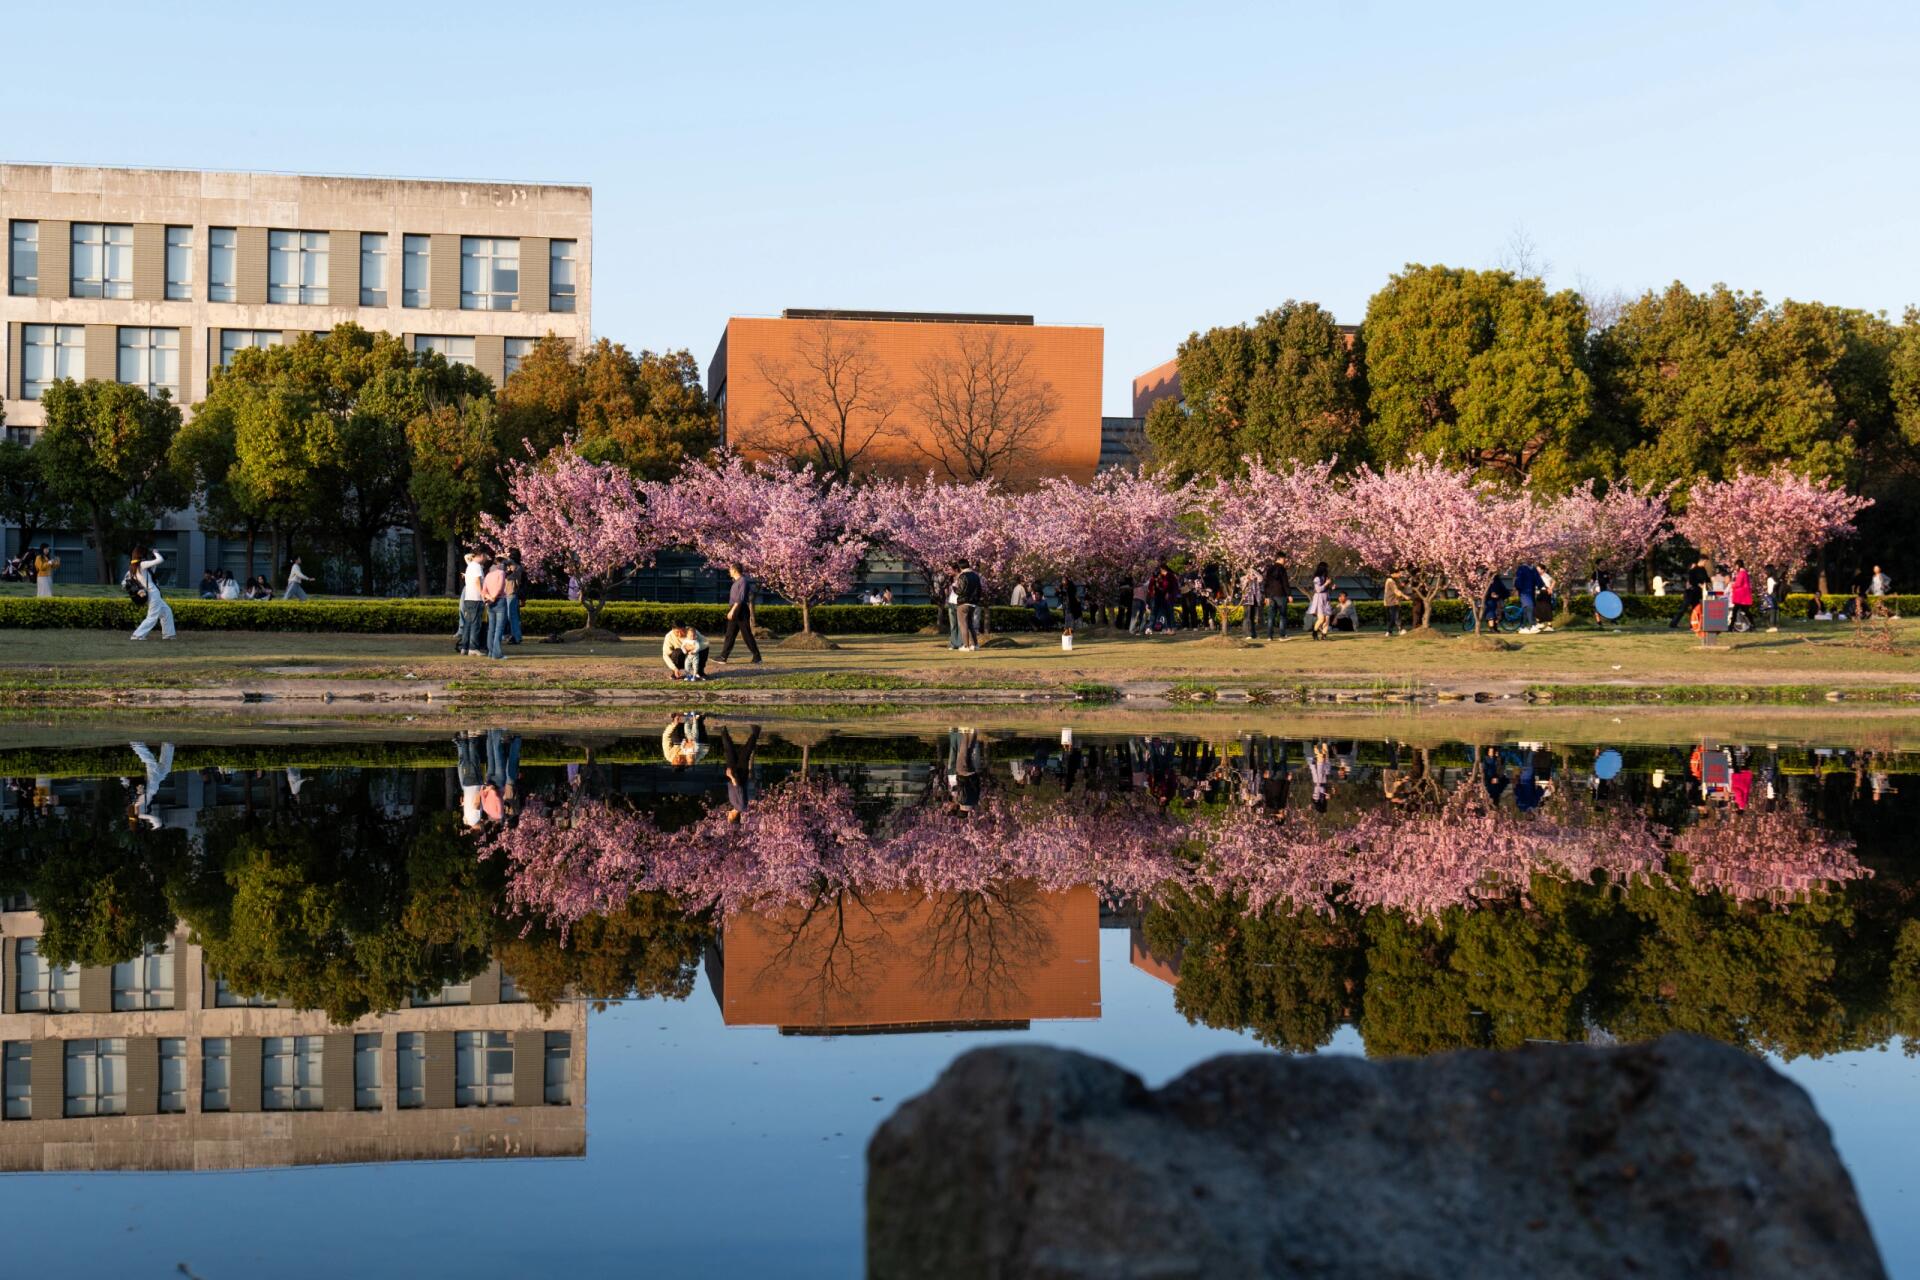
[0,617,1914,697]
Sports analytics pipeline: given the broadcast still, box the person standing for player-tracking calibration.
[1763,564,1781,631]
[662,623,710,681]
[1382,571,1405,637]
[1307,562,1332,639]
[480,554,510,660]
[283,556,314,601]
[127,546,177,641]
[717,563,763,664]
[1262,556,1291,640]
[1869,565,1891,597]
[458,551,487,656]
[504,549,525,645]
[1730,560,1755,631]
[1240,566,1263,639]
[1513,560,1543,630]
[954,559,983,651]
[32,545,60,598]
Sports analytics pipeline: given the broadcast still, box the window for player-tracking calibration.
[263,1036,323,1110]
[208,227,236,301]
[544,1032,572,1105]
[165,226,192,300]
[71,223,133,298]
[499,969,527,1003]
[503,337,535,380]
[412,335,475,369]
[454,1030,513,1106]
[118,328,179,399]
[212,976,273,1008]
[8,221,36,296]
[159,1039,185,1113]
[359,233,387,307]
[402,234,429,308]
[202,1038,230,1111]
[268,230,328,304]
[16,938,79,1012]
[218,329,283,369]
[395,1032,424,1108]
[354,1033,382,1110]
[4,1043,30,1119]
[460,237,518,311]
[64,1039,127,1117]
[20,325,84,399]
[112,939,174,1010]
[412,978,471,1006]
[549,239,576,312]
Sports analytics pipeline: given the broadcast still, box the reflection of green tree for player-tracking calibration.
[0,790,189,967]
[177,808,497,1023]
[1143,886,1359,1053]
[493,892,710,1011]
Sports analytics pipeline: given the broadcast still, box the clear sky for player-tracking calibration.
[9,0,1917,415]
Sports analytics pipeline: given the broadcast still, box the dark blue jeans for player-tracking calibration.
[486,602,508,659]
[1263,599,1288,638]
[508,596,522,644]
[458,600,485,653]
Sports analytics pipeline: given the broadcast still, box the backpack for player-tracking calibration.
[123,569,149,605]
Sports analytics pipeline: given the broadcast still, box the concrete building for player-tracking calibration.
[1,163,593,580]
[710,309,1105,485]
[0,908,585,1171]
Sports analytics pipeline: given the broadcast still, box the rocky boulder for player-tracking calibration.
[867,1033,1884,1279]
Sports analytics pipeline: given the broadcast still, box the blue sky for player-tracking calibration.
[9,1,1917,414]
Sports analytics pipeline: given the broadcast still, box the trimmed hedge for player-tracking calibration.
[1,593,1908,635]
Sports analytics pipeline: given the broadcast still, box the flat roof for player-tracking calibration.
[779,308,1034,326]
[0,160,591,189]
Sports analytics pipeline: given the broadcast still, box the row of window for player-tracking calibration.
[14,938,535,1011]
[13,326,542,400]
[7,222,577,312]
[1,1032,572,1119]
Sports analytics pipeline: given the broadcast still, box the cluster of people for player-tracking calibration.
[1,545,62,597]
[1476,561,1558,633]
[660,564,764,680]
[197,569,275,600]
[1662,557,1774,633]
[457,548,524,659]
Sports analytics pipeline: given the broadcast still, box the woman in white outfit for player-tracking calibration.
[284,557,314,600]
[128,546,177,640]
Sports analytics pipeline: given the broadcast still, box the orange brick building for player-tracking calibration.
[709,309,1104,484]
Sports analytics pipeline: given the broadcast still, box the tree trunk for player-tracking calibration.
[411,515,429,598]
[360,533,378,598]
[92,511,113,583]
[444,537,461,597]
[801,598,812,634]
[245,526,258,582]
[270,526,283,586]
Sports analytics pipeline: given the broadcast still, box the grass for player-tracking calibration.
[0,618,1914,702]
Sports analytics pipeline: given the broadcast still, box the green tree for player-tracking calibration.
[497,335,718,480]
[0,435,74,558]
[1144,301,1366,480]
[170,395,265,579]
[407,392,502,595]
[1894,308,1920,451]
[1362,264,1598,489]
[0,788,189,967]
[492,892,710,1012]
[36,379,186,581]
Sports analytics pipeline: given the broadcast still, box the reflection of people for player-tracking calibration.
[285,767,305,800]
[129,741,174,830]
[949,727,984,811]
[456,731,489,826]
[1308,742,1332,812]
[720,724,762,820]
[663,714,710,768]
[486,728,521,817]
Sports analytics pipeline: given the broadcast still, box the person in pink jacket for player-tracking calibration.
[1730,561,1755,631]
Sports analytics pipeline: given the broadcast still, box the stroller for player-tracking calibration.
[0,554,30,583]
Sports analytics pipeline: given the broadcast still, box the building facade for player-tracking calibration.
[710,309,1104,485]
[0,163,593,579]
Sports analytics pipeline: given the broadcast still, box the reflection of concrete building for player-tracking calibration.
[709,309,1105,484]
[708,884,1099,1034]
[0,909,583,1171]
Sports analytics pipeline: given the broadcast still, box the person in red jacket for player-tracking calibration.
[1730,560,1755,632]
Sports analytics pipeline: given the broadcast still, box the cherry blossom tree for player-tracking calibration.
[653,451,868,634]
[1196,457,1338,629]
[1338,456,1554,632]
[1010,466,1193,600]
[855,474,1019,603]
[1541,478,1673,589]
[1673,467,1872,582]
[480,441,663,634]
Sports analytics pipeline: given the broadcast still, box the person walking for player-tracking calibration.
[458,551,487,655]
[1262,556,1291,640]
[1240,566,1263,639]
[1869,565,1891,597]
[129,740,175,829]
[662,622,710,681]
[1307,562,1332,639]
[126,545,177,641]
[1668,557,1709,629]
[283,556,314,601]
[1763,564,1781,631]
[32,545,60,598]
[1730,560,1755,632]
[716,563,763,664]
[1513,560,1543,631]
[1382,571,1405,636]
[480,554,510,660]
[953,559,983,651]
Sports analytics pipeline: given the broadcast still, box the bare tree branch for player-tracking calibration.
[736,320,900,483]
[910,328,1061,481]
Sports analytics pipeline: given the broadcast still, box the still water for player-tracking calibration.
[0,720,1914,1276]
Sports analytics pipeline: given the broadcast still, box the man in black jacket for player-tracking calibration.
[716,563,762,663]
[1669,556,1711,629]
[1261,557,1291,640]
[953,559,984,651]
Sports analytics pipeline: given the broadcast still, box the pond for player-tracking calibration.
[0,718,1914,1276]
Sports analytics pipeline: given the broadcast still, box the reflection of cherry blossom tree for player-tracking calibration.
[476,791,660,940]
[1670,808,1869,905]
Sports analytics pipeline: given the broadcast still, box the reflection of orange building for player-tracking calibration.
[1128,921,1181,988]
[709,884,1100,1033]
[709,310,1104,484]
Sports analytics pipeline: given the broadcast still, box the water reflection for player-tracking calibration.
[1,723,1916,1173]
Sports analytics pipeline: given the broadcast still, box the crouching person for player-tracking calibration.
[663,622,710,682]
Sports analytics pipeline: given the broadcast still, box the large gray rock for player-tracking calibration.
[867,1034,1884,1279]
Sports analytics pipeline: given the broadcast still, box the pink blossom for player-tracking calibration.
[1674,466,1872,581]
[1196,457,1340,587]
[1009,466,1194,593]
